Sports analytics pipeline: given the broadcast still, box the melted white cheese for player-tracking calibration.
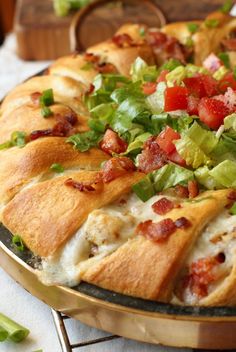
[178,210,236,305]
[38,193,166,286]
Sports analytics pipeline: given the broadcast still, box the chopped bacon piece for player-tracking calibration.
[188,180,199,198]
[147,31,167,46]
[152,197,174,215]
[175,217,191,229]
[112,33,134,47]
[65,178,95,192]
[99,157,136,183]
[97,63,117,74]
[175,185,189,198]
[184,254,224,299]
[30,92,42,106]
[142,82,157,95]
[100,129,127,155]
[203,53,222,73]
[221,38,236,51]
[30,112,77,141]
[87,84,95,95]
[136,218,177,242]
[228,190,236,201]
[84,52,100,63]
[138,136,167,173]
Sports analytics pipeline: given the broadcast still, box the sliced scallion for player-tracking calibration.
[205,19,219,28]
[41,106,53,118]
[12,235,25,252]
[187,23,199,34]
[50,163,64,173]
[0,326,8,342]
[218,52,230,69]
[40,88,54,106]
[0,313,30,343]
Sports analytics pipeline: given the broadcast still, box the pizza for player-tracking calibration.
[1,8,236,307]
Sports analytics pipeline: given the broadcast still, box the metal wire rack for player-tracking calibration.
[51,309,120,352]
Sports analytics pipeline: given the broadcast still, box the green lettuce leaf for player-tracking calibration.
[146,82,166,114]
[66,130,102,152]
[194,166,223,190]
[130,57,158,83]
[187,121,218,154]
[209,160,236,188]
[123,132,151,155]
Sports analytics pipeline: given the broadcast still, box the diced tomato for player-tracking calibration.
[164,86,188,112]
[157,69,169,83]
[203,53,222,73]
[156,126,180,154]
[183,75,218,98]
[218,72,236,93]
[168,150,186,166]
[142,82,157,95]
[198,97,230,130]
[100,129,127,155]
[187,95,199,115]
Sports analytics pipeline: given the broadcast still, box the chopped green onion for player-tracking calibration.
[41,106,53,118]
[67,130,102,152]
[12,235,25,252]
[132,175,155,202]
[187,23,199,34]
[11,131,27,148]
[139,27,146,37]
[40,88,54,107]
[0,312,30,343]
[0,326,8,342]
[218,52,230,68]
[50,163,64,173]
[230,202,236,215]
[0,141,12,150]
[205,19,220,28]
[220,0,233,13]
[81,62,94,71]
[185,36,194,47]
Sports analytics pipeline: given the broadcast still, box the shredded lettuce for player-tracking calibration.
[130,57,158,83]
[195,166,222,189]
[66,131,102,152]
[209,160,236,188]
[146,82,166,114]
[123,132,151,155]
[224,113,236,130]
[166,66,187,85]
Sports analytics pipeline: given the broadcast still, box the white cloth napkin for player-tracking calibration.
[0,34,191,352]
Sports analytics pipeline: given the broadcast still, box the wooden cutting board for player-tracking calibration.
[14,0,226,61]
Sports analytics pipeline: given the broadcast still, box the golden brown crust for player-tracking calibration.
[81,190,231,301]
[49,54,99,86]
[0,137,109,206]
[0,104,88,144]
[1,75,88,116]
[2,171,144,257]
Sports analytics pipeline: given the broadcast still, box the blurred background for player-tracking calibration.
[0,0,229,60]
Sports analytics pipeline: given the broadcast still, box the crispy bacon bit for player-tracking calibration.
[228,190,236,201]
[100,129,127,155]
[65,178,95,192]
[147,30,190,64]
[136,218,177,242]
[184,254,224,299]
[138,136,167,173]
[112,33,134,48]
[30,112,77,141]
[87,84,95,95]
[152,197,174,215]
[175,217,191,229]
[97,63,117,74]
[99,157,136,183]
[188,180,199,198]
[30,92,42,106]
[221,38,236,51]
[175,185,189,198]
[84,52,100,63]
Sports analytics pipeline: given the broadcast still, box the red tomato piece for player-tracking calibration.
[184,75,218,98]
[164,86,188,112]
[187,95,200,115]
[168,150,186,166]
[142,82,157,95]
[198,97,230,130]
[100,129,127,155]
[157,69,169,83]
[218,72,236,93]
[201,75,219,97]
[156,126,181,154]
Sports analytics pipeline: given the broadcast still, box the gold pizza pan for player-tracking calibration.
[1,225,236,350]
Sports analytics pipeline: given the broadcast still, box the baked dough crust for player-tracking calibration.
[81,190,231,301]
[2,171,144,257]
